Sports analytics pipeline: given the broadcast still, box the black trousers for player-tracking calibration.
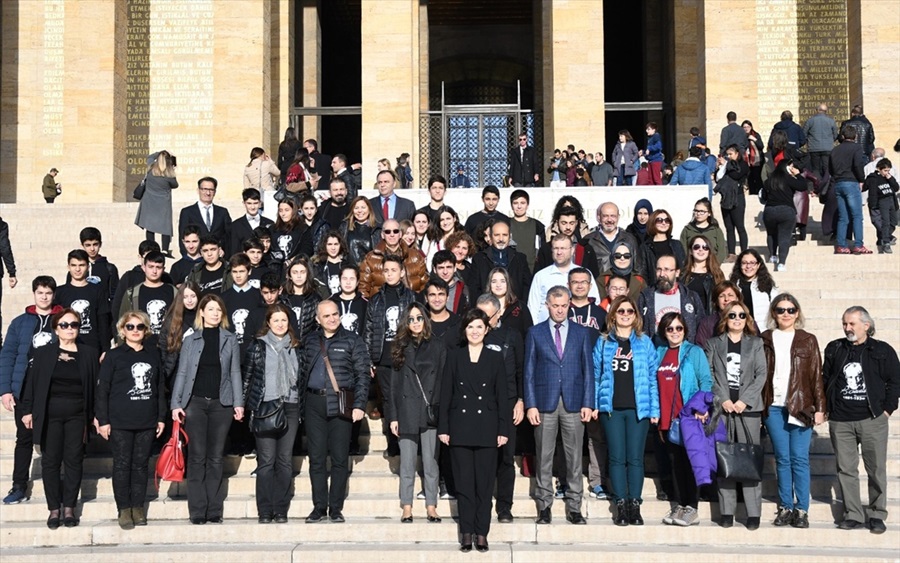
[375,366,399,454]
[110,428,155,510]
[451,445,496,536]
[494,413,517,514]
[763,205,796,264]
[41,397,85,509]
[305,392,352,512]
[721,199,748,254]
[808,151,830,179]
[666,440,698,509]
[255,402,300,516]
[12,400,34,488]
[145,229,172,253]
[439,442,456,495]
[184,397,233,520]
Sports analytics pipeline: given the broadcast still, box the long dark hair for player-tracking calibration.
[284,256,317,295]
[256,302,300,347]
[163,280,201,355]
[729,249,776,295]
[426,205,463,245]
[682,235,725,287]
[391,303,432,370]
[313,230,349,264]
[274,198,301,232]
[766,159,797,198]
[690,197,719,227]
[552,196,586,227]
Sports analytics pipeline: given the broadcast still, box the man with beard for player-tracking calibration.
[471,220,532,298]
[637,255,704,346]
[424,278,460,350]
[583,202,642,274]
[316,178,351,232]
[534,207,599,278]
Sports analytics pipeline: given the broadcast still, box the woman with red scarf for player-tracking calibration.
[742,120,765,195]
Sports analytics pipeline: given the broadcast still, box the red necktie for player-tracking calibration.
[382,198,390,220]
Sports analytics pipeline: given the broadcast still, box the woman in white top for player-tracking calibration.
[728,249,779,321]
[423,206,464,271]
[244,147,281,192]
[760,294,824,529]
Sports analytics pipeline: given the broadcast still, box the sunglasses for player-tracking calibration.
[383,229,401,235]
[728,312,748,320]
[58,321,81,330]
[616,308,636,316]
[692,243,710,251]
[666,325,685,333]
[613,253,632,260]
[775,307,797,315]
[408,315,424,323]
[125,323,147,331]
[655,217,672,224]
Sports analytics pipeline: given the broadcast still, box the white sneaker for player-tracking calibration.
[663,506,683,525]
[776,263,786,272]
[770,255,779,264]
[674,506,699,526]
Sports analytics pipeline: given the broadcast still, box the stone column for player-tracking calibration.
[271,0,295,151]
[360,0,420,188]
[301,0,321,142]
[542,0,605,158]
[856,0,900,145]
[671,0,701,146]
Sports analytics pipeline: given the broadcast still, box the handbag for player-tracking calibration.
[665,366,683,446]
[715,414,764,482]
[132,173,148,200]
[412,368,438,428]
[321,339,354,421]
[250,398,287,438]
[155,419,188,490]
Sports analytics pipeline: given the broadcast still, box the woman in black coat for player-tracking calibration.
[21,308,99,529]
[340,196,382,265]
[96,311,167,530]
[639,209,686,285]
[438,309,510,553]
[389,303,447,523]
[241,303,302,523]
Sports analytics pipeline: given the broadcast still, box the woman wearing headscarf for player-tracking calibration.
[625,199,653,246]
[597,241,646,301]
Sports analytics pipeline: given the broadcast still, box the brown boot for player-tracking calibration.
[118,509,135,530]
[131,506,147,526]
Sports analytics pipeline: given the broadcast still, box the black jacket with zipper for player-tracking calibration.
[824,337,900,418]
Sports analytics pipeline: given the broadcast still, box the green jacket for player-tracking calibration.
[679,221,728,263]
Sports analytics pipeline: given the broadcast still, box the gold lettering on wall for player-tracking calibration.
[797,0,849,118]
[755,1,798,131]
[126,0,150,188]
[42,0,65,158]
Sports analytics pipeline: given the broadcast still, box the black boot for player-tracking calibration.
[628,499,644,526]
[614,499,629,526]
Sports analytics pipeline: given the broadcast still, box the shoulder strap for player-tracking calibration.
[130,284,141,310]
[319,337,341,393]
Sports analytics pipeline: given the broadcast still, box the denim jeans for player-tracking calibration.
[618,165,634,186]
[600,408,649,502]
[764,407,811,511]
[834,181,864,248]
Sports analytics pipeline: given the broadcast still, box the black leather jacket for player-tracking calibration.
[241,337,302,416]
[341,221,382,266]
[365,285,417,365]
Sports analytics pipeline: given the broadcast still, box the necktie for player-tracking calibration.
[382,197,390,220]
[204,206,212,230]
[554,323,563,359]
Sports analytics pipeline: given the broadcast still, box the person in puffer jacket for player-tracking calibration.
[679,390,726,488]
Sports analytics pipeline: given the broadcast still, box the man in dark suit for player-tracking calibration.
[370,170,416,225]
[304,138,331,188]
[230,188,273,256]
[508,133,539,187]
[524,285,595,525]
[177,176,233,257]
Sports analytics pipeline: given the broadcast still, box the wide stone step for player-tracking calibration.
[1,516,898,550]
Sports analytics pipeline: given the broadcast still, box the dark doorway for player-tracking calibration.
[317,0,361,163]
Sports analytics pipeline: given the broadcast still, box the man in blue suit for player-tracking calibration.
[524,285,595,525]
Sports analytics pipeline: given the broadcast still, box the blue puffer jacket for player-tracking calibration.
[669,159,712,187]
[655,341,713,404]
[0,306,61,399]
[594,330,660,419]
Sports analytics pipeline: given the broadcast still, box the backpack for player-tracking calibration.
[155,419,188,490]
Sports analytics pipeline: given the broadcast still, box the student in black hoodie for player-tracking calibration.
[186,236,233,296]
[112,240,176,317]
[96,311,166,530]
[117,251,177,337]
[330,264,367,336]
[220,253,265,354]
[170,225,203,287]
[77,227,119,305]
[863,158,899,253]
[424,278,460,350]
[283,256,322,341]
[463,186,509,238]
[55,249,111,355]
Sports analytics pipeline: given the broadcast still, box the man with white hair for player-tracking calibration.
[823,306,900,535]
[583,202,642,275]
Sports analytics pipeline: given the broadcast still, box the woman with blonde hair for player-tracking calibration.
[135,150,179,256]
[244,147,281,193]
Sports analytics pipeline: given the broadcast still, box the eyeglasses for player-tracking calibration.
[613,253,632,260]
[58,321,81,330]
[692,243,710,251]
[616,308,636,316]
[383,229,401,234]
[666,325,685,333]
[655,217,672,224]
[775,307,797,315]
[727,312,748,320]
[408,316,424,323]
[125,323,147,331]
[692,209,709,214]
[741,261,759,267]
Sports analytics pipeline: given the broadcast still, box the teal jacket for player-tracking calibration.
[594,331,660,419]
[655,341,713,410]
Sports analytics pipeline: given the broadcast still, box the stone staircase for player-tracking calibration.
[1,193,899,561]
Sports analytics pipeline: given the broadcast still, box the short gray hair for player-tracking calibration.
[843,306,876,336]
[475,293,501,311]
[545,285,571,302]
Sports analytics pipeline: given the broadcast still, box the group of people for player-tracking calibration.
[1,138,897,551]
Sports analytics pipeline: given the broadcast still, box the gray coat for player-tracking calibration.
[802,113,838,153]
[705,333,767,413]
[135,174,179,235]
[171,327,244,409]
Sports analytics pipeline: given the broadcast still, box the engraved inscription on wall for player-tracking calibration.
[42,0,65,159]
[126,0,150,189]
[756,1,798,130]
[797,0,849,119]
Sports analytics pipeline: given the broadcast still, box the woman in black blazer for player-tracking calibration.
[389,303,447,524]
[21,308,99,529]
[438,309,510,553]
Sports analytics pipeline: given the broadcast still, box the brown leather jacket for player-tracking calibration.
[761,329,825,425]
[358,240,429,299]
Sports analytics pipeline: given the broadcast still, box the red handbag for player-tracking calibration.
[155,420,188,490]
